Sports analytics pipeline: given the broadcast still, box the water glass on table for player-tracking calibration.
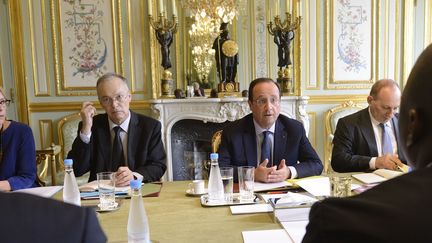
[97,172,117,210]
[238,166,255,202]
[330,176,352,197]
[220,166,234,203]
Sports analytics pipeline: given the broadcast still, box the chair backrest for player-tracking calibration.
[57,113,81,163]
[324,101,364,174]
[211,130,223,153]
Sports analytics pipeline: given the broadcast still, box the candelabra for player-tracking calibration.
[268,12,301,95]
[149,10,178,98]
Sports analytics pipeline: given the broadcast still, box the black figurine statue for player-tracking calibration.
[156,30,174,70]
[212,23,239,83]
[274,29,294,68]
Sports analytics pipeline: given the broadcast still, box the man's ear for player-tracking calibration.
[406,109,421,148]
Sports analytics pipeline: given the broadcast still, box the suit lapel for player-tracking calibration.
[127,111,139,169]
[243,116,257,166]
[273,119,287,167]
[96,116,111,171]
[392,116,405,161]
[359,109,379,156]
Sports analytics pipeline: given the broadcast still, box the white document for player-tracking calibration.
[254,181,293,192]
[280,220,309,243]
[352,169,404,184]
[242,229,293,243]
[79,180,129,192]
[295,177,330,197]
[230,204,273,214]
[275,207,310,222]
[14,186,63,198]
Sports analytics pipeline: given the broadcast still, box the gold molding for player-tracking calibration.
[0,57,3,87]
[383,0,388,78]
[29,0,51,97]
[307,112,316,149]
[28,101,152,112]
[325,0,377,90]
[424,0,432,47]
[402,0,415,86]
[306,0,319,90]
[308,95,367,104]
[51,0,121,96]
[39,119,53,148]
[9,0,29,123]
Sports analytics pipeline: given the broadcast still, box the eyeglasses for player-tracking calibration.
[253,97,280,106]
[99,94,129,106]
[0,99,11,106]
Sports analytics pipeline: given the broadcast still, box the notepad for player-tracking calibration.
[79,180,130,192]
[352,169,404,184]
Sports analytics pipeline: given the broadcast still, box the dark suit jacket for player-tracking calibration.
[68,111,166,182]
[218,114,323,179]
[303,167,432,243]
[331,108,406,172]
[0,192,106,243]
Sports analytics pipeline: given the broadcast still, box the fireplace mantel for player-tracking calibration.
[148,96,310,181]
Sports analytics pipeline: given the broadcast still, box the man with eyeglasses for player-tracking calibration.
[331,79,407,173]
[68,73,166,185]
[218,78,322,182]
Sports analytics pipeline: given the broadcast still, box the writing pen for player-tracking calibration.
[267,191,288,194]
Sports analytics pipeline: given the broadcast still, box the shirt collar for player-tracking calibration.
[253,119,276,136]
[368,107,392,128]
[108,111,131,133]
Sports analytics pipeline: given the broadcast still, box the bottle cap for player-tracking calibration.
[210,153,218,160]
[64,159,73,166]
[130,179,142,189]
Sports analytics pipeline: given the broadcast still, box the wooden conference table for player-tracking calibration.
[82,181,280,243]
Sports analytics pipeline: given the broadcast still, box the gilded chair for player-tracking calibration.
[57,112,89,185]
[324,101,364,174]
[211,130,223,153]
[36,144,61,186]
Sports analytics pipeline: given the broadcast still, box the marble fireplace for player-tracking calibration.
[149,96,309,181]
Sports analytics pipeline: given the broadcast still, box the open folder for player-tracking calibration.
[79,182,163,199]
[352,169,404,184]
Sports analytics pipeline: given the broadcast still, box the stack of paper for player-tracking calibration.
[352,169,404,184]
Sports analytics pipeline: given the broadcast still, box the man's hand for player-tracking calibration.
[375,154,404,171]
[255,159,290,183]
[115,166,134,187]
[80,101,96,135]
[267,159,290,182]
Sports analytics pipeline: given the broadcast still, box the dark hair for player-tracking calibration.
[96,73,128,88]
[369,79,400,99]
[248,78,281,101]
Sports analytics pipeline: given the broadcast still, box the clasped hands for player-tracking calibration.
[255,159,290,183]
[114,166,134,187]
[375,154,404,171]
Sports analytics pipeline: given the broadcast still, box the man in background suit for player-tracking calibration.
[218,78,322,182]
[68,73,166,185]
[0,192,106,242]
[331,79,406,172]
[303,43,432,243]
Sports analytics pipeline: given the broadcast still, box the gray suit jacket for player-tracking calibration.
[331,108,406,172]
[68,110,166,182]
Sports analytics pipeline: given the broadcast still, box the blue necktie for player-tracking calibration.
[112,126,125,171]
[261,131,272,165]
[380,123,393,155]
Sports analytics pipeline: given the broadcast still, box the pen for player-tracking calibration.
[267,191,288,194]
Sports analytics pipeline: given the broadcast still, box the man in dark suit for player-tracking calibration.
[1,192,106,242]
[218,78,322,182]
[68,73,166,185]
[331,79,406,172]
[303,43,432,243]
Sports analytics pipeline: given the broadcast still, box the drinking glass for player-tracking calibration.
[97,172,117,210]
[238,166,254,202]
[220,167,234,203]
[330,176,351,197]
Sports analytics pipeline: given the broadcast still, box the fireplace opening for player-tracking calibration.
[171,119,230,180]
